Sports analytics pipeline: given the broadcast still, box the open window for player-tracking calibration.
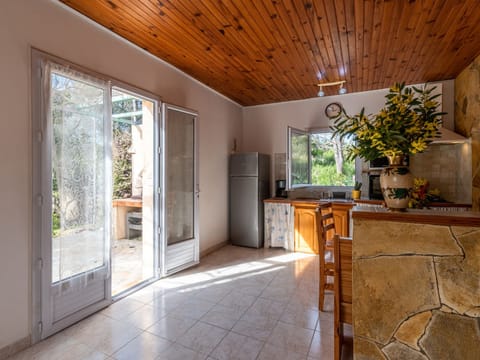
[287,126,356,189]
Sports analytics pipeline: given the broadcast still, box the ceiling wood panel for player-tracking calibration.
[59,0,480,106]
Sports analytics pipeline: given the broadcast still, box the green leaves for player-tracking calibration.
[330,82,445,161]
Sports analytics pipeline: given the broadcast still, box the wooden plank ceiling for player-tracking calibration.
[59,0,480,106]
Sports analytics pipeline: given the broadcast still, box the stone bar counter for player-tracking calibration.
[351,207,480,360]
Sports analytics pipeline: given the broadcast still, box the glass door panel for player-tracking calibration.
[111,88,156,296]
[166,110,195,245]
[287,127,311,187]
[161,104,199,275]
[36,60,112,339]
[51,71,108,283]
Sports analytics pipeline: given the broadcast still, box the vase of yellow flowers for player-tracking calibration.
[331,82,444,211]
[380,155,413,210]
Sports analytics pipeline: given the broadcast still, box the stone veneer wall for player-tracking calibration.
[455,53,480,210]
[352,218,480,360]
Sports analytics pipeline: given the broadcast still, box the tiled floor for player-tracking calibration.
[11,245,341,360]
[112,237,151,296]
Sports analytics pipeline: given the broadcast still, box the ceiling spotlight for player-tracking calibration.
[317,80,346,97]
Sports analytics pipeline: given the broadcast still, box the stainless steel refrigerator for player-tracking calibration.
[229,152,270,248]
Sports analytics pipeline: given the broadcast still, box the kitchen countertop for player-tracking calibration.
[264,197,472,208]
[352,206,480,226]
[264,197,381,205]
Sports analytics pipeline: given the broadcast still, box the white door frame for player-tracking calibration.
[160,103,200,277]
[31,50,113,340]
[109,82,162,298]
[31,49,162,342]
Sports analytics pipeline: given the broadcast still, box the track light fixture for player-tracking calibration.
[316,80,347,96]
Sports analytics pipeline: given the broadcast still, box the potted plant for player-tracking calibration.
[331,82,444,210]
[352,181,362,200]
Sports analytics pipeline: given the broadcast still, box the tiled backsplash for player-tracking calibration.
[274,143,472,203]
[410,143,472,203]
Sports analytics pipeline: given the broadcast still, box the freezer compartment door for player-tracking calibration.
[230,152,259,177]
[230,177,262,248]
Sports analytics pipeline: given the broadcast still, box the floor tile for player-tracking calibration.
[257,343,306,360]
[193,284,233,303]
[243,297,287,321]
[122,304,168,330]
[200,304,245,330]
[156,343,207,360]
[209,332,264,360]
[112,332,172,360]
[218,290,257,312]
[100,297,144,320]
[260,283,296,302]
[308,330,334,359]
[64,315,143,355]
[12,246,336,360]
[8,334,108,360]
[280,303,319,330]
[146,315,197,341]
[231,313,278,342]
[168,298,216,320]
[176,322,228,354]
[267,321,315,355]
[148,291,188,313]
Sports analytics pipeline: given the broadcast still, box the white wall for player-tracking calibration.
[242,80,455,194]
[0,0,242,348]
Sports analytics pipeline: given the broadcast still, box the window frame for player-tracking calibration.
[287,126,358,190]
[287,126,311,189]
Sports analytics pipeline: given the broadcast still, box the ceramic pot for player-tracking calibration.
[380,155,413,211]
[352,190,361,200]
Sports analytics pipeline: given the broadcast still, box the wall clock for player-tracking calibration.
[325,102,342,119]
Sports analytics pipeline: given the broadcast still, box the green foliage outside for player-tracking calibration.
[290,130,355,187]
[112,124,132,199]
[50,78,138,237]
[291,131,309,185]
[311,133,354,186]
[112,93,138,199]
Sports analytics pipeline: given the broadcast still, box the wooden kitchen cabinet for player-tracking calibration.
[293,203,319,254]
[293,201,354,254]
[332,203,354,237]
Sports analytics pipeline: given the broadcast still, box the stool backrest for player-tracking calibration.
[334,234,353,360]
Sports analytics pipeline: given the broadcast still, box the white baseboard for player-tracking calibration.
[200,240,228,258]
[0,336,31,360]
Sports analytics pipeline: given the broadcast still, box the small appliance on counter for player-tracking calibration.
[275,179,287,198]
[369,174,383,200]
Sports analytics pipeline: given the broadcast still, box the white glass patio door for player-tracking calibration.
[160,104,199,276]
[32,55,112,340]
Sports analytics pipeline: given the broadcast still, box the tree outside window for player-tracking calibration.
[288,127,355,188]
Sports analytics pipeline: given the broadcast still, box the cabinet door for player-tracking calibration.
[332,204,353,237]
[294,206,318,254]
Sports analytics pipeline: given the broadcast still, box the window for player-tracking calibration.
[287,127,356,188]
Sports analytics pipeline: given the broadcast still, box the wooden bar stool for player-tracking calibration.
[316,202,336,311]
[333,234,353,360]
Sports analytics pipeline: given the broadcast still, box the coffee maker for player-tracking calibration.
[275,179,287,198]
